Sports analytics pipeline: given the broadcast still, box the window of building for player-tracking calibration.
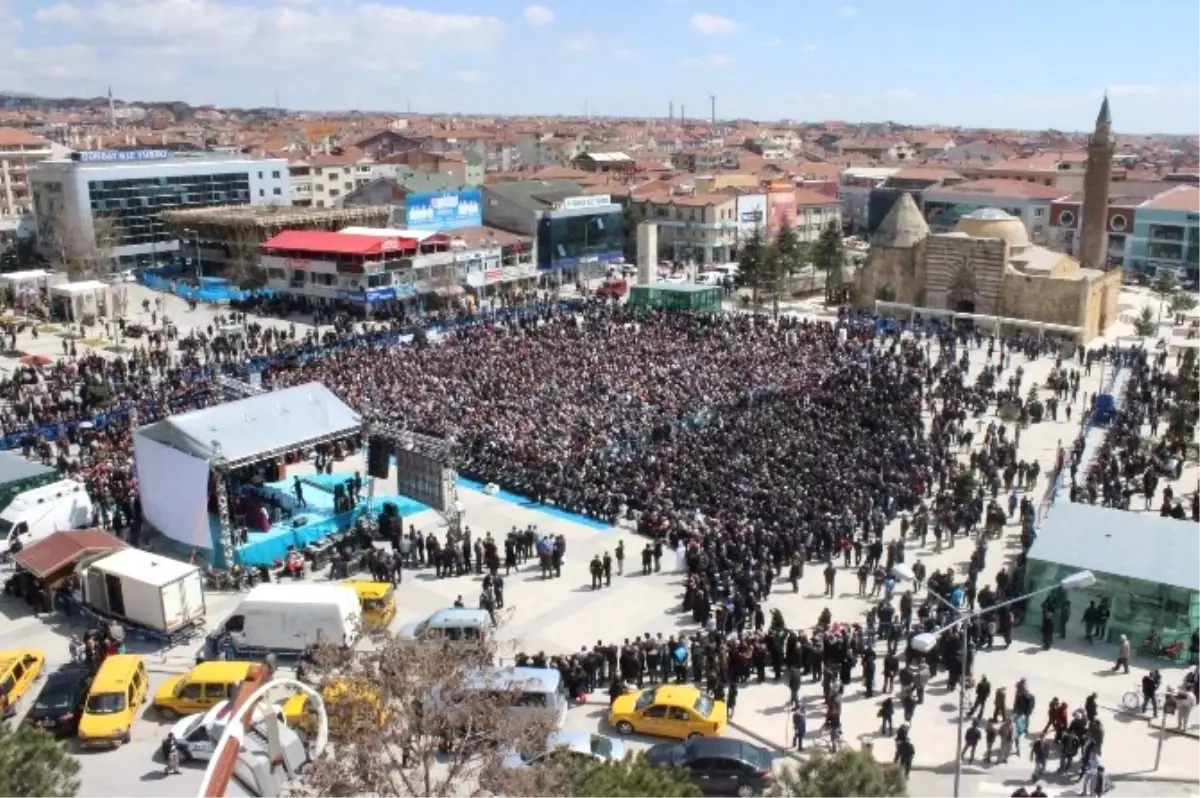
[316,200,325,207]
[273,187,282,196]
[259,189,265,197]
[344,182,352,190]
[258,171,263,179]
[1033,208,1045,218]
[272,170,280,179]
[329,189,340,198]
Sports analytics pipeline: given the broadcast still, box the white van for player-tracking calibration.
[0,479,93,557]
[212,583,360,658]
[430,667,568,733]
[398,607,492,645]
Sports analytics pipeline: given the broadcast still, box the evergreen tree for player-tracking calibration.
[1152,268,1180,305]
[566,753,702,797]
[736,225,769,305]
[810,221,846,305]
[0,725,80,797]
[768,749,907,798]
[1169,288,1198,314]
[772,218,803,280]
[1133,306,1158,337]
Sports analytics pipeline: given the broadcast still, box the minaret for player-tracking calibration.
[1079,94,1114,271]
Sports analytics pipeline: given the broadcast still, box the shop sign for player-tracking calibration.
[559,195,612,211]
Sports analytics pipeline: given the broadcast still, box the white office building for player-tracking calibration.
[29,150,291,266]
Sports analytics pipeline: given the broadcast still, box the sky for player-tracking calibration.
[2,0,1198,133]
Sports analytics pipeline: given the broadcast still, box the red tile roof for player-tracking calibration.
[261,230,417,256]
[1140,185,1199,212]
[13,528,124,579]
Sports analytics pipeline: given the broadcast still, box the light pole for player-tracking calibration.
[891,564,1096,797]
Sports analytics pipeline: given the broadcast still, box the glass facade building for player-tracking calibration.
[88,173,251,249]
[536,210,623,272]
[1022,502,1198,650]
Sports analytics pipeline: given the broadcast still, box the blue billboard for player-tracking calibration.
[405,188,482,230]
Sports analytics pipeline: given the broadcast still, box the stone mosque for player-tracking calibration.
[852,98,1123,342]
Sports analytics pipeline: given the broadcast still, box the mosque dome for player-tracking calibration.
[954,208,1030,250]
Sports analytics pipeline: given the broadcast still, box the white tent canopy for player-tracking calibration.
[138,382,360,463]
[133,383,361,551]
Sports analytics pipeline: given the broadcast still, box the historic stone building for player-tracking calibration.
[852,98,1122,343]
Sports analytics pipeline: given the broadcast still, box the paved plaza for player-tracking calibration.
[0,282,1196,797]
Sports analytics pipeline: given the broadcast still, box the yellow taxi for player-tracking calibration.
[78,654,148,748]
[0,649,45,717]
[282,677,385,736]
[608,684,727,740]
[341,580,396,630]
[153,661,257,719]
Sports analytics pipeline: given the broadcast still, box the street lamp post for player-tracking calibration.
[891,564,1096,797]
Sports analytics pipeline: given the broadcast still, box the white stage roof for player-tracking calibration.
[138,382,360,462]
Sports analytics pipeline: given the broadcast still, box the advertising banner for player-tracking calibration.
[405,188,483,230]
[767,192,797,238]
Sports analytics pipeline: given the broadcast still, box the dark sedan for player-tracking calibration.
[23,668,91,737]
[646,737,773,797]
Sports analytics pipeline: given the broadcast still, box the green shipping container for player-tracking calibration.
[628,284,724,312]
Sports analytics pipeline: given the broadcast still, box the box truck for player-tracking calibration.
[0,479,93,557]
[82,549,207,633]
[210,583,360,659]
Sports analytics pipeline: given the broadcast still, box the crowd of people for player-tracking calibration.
[1,292,1191,793]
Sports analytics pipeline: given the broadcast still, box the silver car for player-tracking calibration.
[500,731,626,769]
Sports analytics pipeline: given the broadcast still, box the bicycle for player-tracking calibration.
[1121,684,1162,713]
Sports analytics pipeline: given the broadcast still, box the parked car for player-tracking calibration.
[168,700,289,762]
[500,730,625,769]
[23,667,91,737]
[645,737,773,796]
[0,649,46,717]
[608,684,727,740]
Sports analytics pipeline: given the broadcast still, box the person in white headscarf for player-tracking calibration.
[674,540,686,572]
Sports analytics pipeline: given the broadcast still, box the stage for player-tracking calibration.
[227,471,430,568]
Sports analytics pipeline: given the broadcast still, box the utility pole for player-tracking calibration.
[584,99,589,120]
[711,94,716,127]
[669,101,674,126]
[274,88,280,110]
[681,105,685,127]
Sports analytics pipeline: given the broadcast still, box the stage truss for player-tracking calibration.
[210,378,460,567]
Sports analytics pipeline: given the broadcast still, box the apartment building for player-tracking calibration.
[0,127,64,244]
[626,192,738,265]
[288,152,374,208]
[838,167,901,233]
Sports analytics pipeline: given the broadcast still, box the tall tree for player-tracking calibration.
[1151,268,1180,323]
[768,749,907,798]
[810,221,846,305]
[1133,306,1158,337]
[735,225,769,306]
[0,725,80,797]
[772,217,802,280]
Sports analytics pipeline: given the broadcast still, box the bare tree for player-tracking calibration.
[44,214,121,280]
[288,624,558,798]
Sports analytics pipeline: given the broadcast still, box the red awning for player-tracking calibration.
[261,230,417,257]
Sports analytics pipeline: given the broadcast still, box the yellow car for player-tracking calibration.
[282,677,385,736]
[78,654,148,748]
[608,684,727,740]
[341,581,396,630]
[0,649,45,717]
[153,661,257,719]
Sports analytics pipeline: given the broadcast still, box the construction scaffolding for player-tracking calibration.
[159,205,392,283]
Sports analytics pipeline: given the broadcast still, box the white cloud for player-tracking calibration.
[456,70,484,83]
[690,12,738,35]
[801,43,817,53]
[765,36,783,47]
[522,5,554,25]
[681,52,732,68]
[884,89,917,101]
[5,0,506,105]
[836,5,858,18]
[612,48,633,58]
[561,35,593,52]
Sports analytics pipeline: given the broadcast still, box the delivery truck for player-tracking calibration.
[0,479,93,557]
[82,549,207,633]
[209,583,360,659]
